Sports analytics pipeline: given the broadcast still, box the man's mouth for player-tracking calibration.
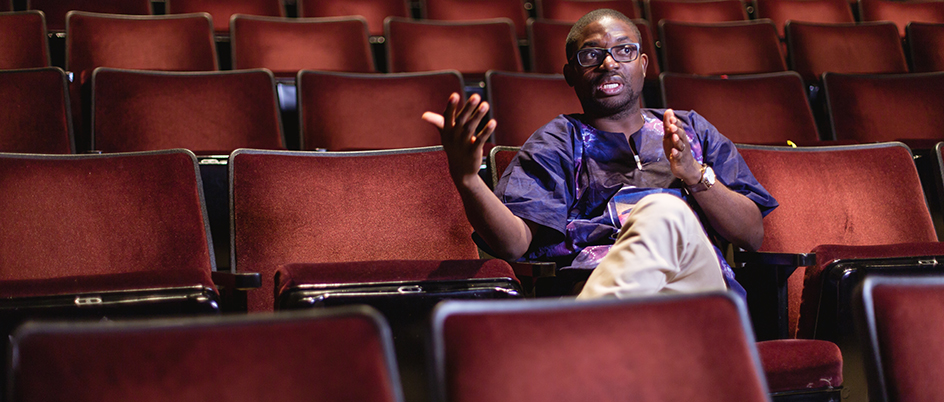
[596,77,624,96]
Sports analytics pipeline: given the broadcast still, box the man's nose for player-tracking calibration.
[601,53,620,70]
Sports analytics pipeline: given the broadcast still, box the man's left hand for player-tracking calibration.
[662,109,704,186]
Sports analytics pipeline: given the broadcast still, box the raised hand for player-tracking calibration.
[661,109,702,186]
[422,93,496,184]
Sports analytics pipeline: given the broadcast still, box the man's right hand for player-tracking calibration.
[422,92,496,184]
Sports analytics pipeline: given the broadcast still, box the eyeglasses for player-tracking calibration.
[570,43,641,67]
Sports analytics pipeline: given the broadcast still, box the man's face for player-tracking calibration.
[564,17,649,119]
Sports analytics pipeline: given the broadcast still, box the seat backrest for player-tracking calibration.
[384,17,523,76]
[230,15,374,74]
[737,143,936,255]
[91,68,284,153]
[27,0,151,32]
[646,0,748,31]
[432,293,771,402]
[823,72,944,143]
[786,21,908,83]
[536,0,642,21]
[488,145,521,189]
[527,19,660,83]
[297,0,409,37]
[0,149,216,286]
[0,11,50,69]
[753,0,854,39]
[907,22,944,73]
[0,67,73,154]
[66,11,218,76]
[297,70,462,150]
[858,275,944,402]
[10,306,404,402]
[230,147,480,312]
[422,0,529,39]
[485,71,582,146]
[660,19,786,75]
[165,0,285,35]
[660,71,819,145]
[1,0,10,11]
[859,0,944,38]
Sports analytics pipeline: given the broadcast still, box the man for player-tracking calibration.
[422,9,777,298]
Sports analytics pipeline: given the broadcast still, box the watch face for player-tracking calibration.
[704,166,716,185]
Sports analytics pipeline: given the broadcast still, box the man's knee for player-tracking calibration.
[632,193,698,225]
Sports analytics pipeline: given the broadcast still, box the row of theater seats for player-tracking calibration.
[3,65,943,156]
[5,141,944,401]
[3,0,944,75]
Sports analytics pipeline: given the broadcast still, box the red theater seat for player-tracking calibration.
[164,0,285,36]
[485,71,582,146]
[297,0,409,37]
[859,0,944,38]
[28,0,151,32]
[0,11,49,69]
[786,21,907,84]
[660,19,786,76]
[907,22,944,73]
[0,67,73,153]
[536,0,642,21]
[422,0,529,39]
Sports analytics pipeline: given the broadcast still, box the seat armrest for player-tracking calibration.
[211,271,262,291]
[733,250,815,341]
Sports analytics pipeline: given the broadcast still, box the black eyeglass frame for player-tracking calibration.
[569,43,641,68]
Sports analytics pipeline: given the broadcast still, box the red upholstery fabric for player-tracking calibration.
[165,0,285,34]
[0,68,73,154]
[537,0,642,21]
[384,17,523,76]
[823,72,944,143]
[423,0,529,39]
[92,68,284,153]
[756,339,843,392]
[297,70,462,151]
[660,71,819,145]
[231,148,481,312]
[11,308,401,402]
[660,19,786,75]
[527,19,660,85]
[230,15,374,73]
[66,11,218,76]
[488,146,520,189]
[908,22,944,73]
[277,260,517,295]
[647,0,748,29]
[297,0,410,36]
[754,0,855,39]
[485,71,582,146]
[435,294,770,402]
[739,143,937,337]
[866,278,944,402]
[0,150,216,296]
[1,0,10,11]
[29,0,151,32]
[0,11,49,69]
[786,21,908,83]
[860,0,944,38]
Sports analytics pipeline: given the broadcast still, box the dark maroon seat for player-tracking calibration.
[660,19,786,76]
[297,0,409,37]
[536,0,642,21]
[422,0,529,39]
[164,0,285,36]
[786,21,908,84]
[859,0,944,38]
[0,67,73,154]
[907,22,944,73]
[0,11,49,69]
[485,71,583,146]
[29,0,151,32]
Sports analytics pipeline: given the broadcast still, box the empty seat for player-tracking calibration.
[384,17,523,77]
[297,0,409,37]
[297,70,462,150]
[536,0,642,21]
[0,11,50,69]
[660,71,819,144]
[1,0,10,11]
[646,0,748,31]
[527,18,660,99]
[230,15,374,75]
[164,0,285,35]
[28,0,151,32]
[422,0,529,39]
[230,147,521,314]
[859,0,944,38]
[753,0,855,40]
[485,71,582,146]
[786,21,908,83]
[907,22,944,72]
[823,72,944,145]
[431,293,771,402]
[91,68,284,153]
[0,67,73,153]
[857,275,944,402]
[660,19,786,75]
[66,11,218,79]
[10,306,404,402]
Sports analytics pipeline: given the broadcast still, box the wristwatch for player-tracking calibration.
[687,164,716,194]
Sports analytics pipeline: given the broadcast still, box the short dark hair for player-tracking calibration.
[565,9,641,61]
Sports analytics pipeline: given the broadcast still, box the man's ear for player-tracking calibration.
[563,62,576,87]
[640,53,649,78]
